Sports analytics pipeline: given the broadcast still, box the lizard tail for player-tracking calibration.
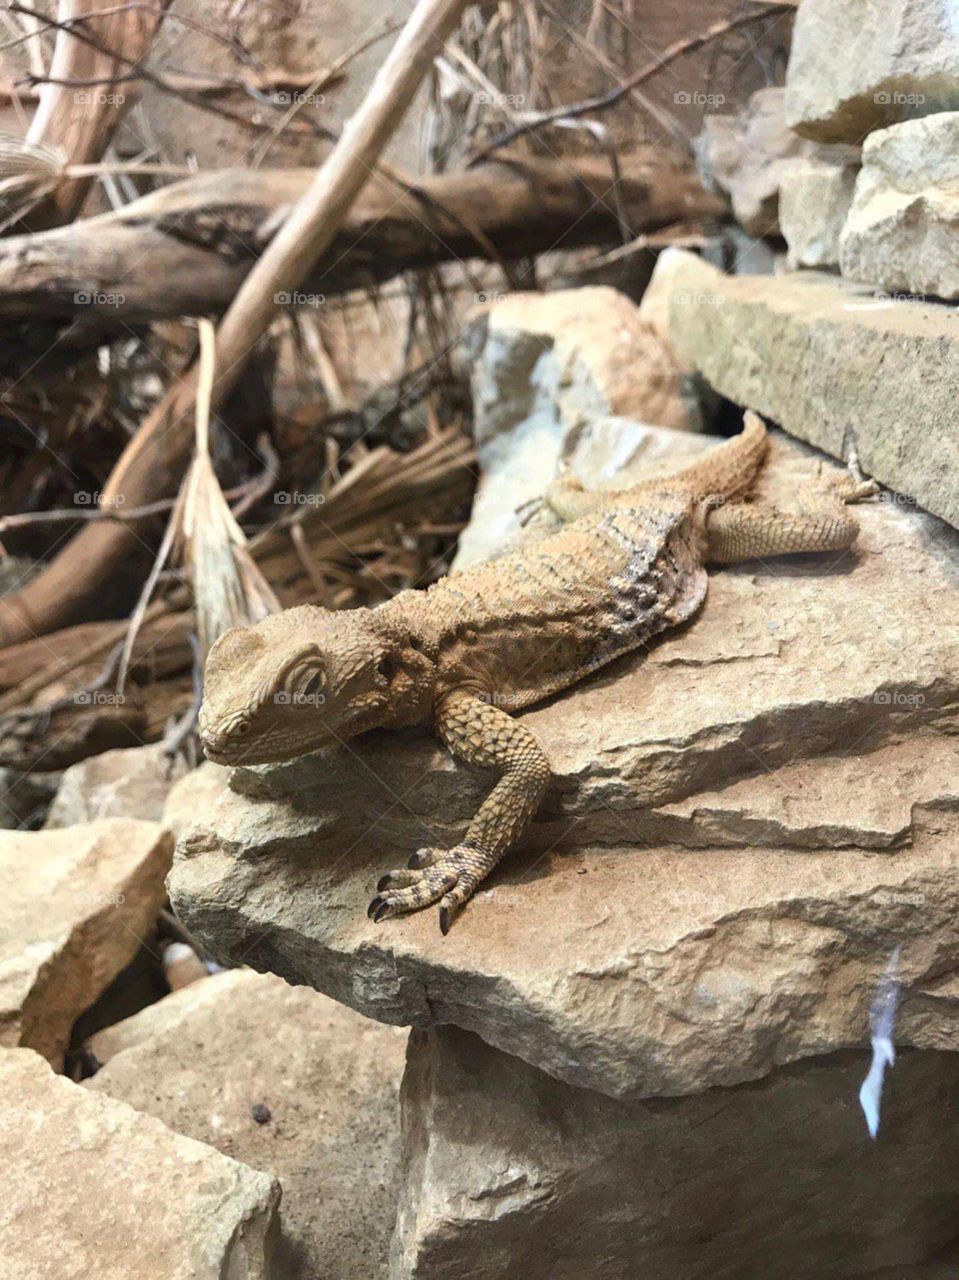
[671,410,768,503]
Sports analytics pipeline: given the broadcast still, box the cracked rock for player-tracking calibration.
[85,968,407,1280]
[0,1046,279,1279]
[0,818,171,1067]
[391,1027,959,1280]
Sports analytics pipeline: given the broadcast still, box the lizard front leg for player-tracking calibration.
[368,689,550,934]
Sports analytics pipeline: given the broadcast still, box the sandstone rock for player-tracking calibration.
[85,968,406,1280]
[840,113,959,300]
[0,1046,279,1279]
[392,1027,959,1280]
[170,429,959,1100]
[161,759,231,839]
[44,743,188,828]
[784,0,959,143]
[780,156,859,269]
[455,287,692,568]
[695,87,856,239]
[644,247,959,529]
[0,819,171,1066]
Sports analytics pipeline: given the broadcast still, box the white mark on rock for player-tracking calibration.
[859,945,902,1140]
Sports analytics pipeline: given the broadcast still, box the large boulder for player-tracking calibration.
[86,969,407,1280]
[44,743,188,828]
[169,430,959,1101]
[0,818,171,1067]
[784,0,959,143]
[455,287,692,567]
[840,112,959,300]
[642,248,959,530]
[392,1027,959,1280]
[0,1046,279,1278]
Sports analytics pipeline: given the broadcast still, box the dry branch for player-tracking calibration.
[15,0,167,229]
[0,152,725,336]
[0,0,470,647]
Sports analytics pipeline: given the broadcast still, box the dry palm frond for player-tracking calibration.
[176,318,280,660]
[0,132,65,229]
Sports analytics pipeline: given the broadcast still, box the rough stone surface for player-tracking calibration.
[392,1027,959,1280]
[784,0,959,143]
[86,969,407,1280]
[840,112,959,300]
[645,247,959,529]
[455,286,693,568]
[161,759,232,839]
[170,426,959,1100]
[0,1046,279,1279]
[44,743,188,828]
[780,156,859,269]
[696,87,856,239]
[0,819,171,1066]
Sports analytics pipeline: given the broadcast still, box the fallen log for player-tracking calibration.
[0,152,726,336]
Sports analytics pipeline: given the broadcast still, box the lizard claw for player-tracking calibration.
[367,845,484,930]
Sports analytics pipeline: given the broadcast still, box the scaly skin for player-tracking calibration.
[198,413,877,932]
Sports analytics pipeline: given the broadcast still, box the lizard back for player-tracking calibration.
[389,489,708,712]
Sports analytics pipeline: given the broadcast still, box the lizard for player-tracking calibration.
[198,411,877,934]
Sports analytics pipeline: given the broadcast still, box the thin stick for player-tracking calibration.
[468,3,795,163]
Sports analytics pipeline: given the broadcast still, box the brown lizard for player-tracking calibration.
[198,412,876,933]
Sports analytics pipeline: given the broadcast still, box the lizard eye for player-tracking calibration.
[301,671,324,699]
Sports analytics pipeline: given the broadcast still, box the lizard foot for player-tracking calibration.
[367,844,484,934]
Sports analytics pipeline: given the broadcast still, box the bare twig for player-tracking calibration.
[467,3,795,163]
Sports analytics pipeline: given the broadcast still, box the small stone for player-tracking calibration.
[251,1101,271,1124]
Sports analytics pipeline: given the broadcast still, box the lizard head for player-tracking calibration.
[197,604,394,766]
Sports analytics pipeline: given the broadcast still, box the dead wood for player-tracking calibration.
[0,152,725,334]
[0,0,471,647]
[15,0,167,230]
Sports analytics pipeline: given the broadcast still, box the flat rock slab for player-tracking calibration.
[86,969,407,1280]
[840,112,959,301]
[0,1046,279,1280]
[784,0,959,143]
[0,818,171,1066]
[170,434,959,1100]
[645,248,959,529]
[392,1027,959,1280]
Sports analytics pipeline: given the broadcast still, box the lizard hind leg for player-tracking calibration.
[706,463,878,564]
